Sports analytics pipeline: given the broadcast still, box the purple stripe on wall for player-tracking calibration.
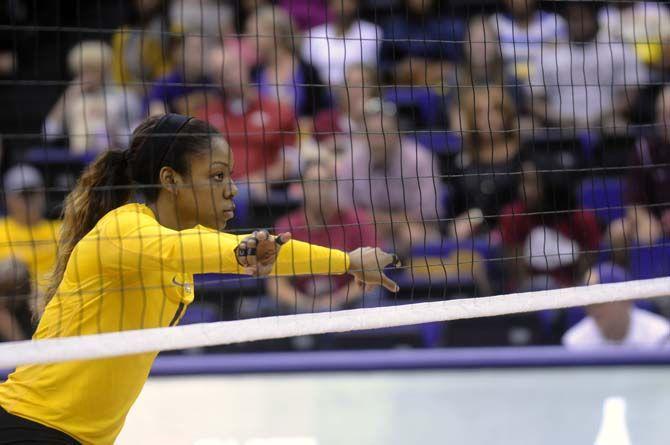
[148,347,670,376]
[2,347,669,379]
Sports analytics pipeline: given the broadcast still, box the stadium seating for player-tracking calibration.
[384,86,448,130]
[629,239,670,280]
[577,176,627,226]
[391,238,497,300]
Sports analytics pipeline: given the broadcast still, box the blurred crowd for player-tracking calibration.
[0,0,669,349]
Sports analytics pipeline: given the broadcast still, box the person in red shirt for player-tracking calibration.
[312,63,379,152]
[266,158,378,312]
[608,87,670,265]
[194,43,297,198]
[499,160,601,290]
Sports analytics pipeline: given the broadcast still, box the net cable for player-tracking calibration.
[0,277,667,369]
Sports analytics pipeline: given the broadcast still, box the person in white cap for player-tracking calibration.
[0,164,60,325]
[499,160,601,291]
[563,263,670,348]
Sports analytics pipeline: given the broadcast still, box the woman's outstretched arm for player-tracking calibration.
[99,208,398,290]
[101,210,348,277]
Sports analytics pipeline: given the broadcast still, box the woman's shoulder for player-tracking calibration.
[95,203,155,231]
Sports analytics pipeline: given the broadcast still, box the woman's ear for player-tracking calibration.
[158,166,183,196]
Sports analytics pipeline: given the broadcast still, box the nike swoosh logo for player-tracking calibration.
[171,276,193,293]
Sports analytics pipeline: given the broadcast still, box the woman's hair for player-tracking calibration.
[460,86,518,153]
[39,115,219,315]
[530,156,578,214]
[250,5,301,54]
[461,15,503,84]
[539,170,578,214]
[67,40,113,76]
[127,0,169,27]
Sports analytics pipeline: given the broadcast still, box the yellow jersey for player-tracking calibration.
[0,217,60,290]
[0,203,350,444]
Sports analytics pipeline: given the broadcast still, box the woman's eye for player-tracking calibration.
[213,173,226,182]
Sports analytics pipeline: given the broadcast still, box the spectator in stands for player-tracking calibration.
[44,41,142,155]
[277,0,330,31]
[245,5,329,131]
[336,98,442,256]
[195,43,297,200]
[267,158,377,312]
[488,0,567,85]
[449,86,521,240]
[146,35,214,116]
[528,1,649,134]
[112,0,173,88]
[0,165,59,290]
[313,63,381,152]
[0,258,32,341]
[380,0,464,87]
[459,15,503,86]
[499,160,600,291]
[0,8,15,76]
[598,1,670,72]
[0,165,59,321]
[170,0,233,38]
[563,263,670,348]
[450,16,531,131]
[231,0,272,33]
[608,86,670,264]
[301,0,382,86]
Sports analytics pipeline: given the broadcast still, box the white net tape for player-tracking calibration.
[0,277,668,369]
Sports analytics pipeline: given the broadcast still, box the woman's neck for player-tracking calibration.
[149,196,195,231]
[265,49,295,78]
[333,17,355,35]
[512,11,534,27]
[476,137,518,164]
[603,314,631,343]
[306,205,336,226]
[265,46,292,65]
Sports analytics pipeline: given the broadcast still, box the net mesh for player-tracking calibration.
[0,0,668,354]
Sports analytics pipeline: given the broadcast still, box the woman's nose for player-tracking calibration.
[226,179,238,199]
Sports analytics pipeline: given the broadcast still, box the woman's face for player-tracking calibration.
[330,0,357,22]
[465,18,500,77]
[79,63,106,90]
[565,4,598,42]
[178,36,206,80]
[518,162,541,209]
[341,66,374,120]
[656,89,670,143]
[173,137,238,231]
[134,0,161,15]
[208,45,249,98]
[364,111,397,163]
[504,0,536,19]
[244,16,277,61]
[406,0,433,15]
[472,90,507,135]
[6,191,45,225]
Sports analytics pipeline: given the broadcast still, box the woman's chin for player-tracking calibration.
[218,212,235,230]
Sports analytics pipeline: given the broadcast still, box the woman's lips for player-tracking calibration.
[223,205,235,218]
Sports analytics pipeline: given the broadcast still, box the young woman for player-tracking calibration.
[0,114,399,444]
[245,5,329,126]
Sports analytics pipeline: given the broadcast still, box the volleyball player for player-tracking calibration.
[0,114,399,444]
